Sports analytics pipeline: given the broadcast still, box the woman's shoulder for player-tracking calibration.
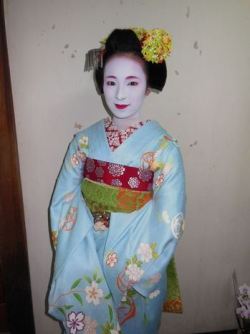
[151,120,179,148]
[73,119,104,139]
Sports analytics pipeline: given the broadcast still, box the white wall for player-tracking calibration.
[4,0,250,333]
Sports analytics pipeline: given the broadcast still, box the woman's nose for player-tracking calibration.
[116,84,126,100]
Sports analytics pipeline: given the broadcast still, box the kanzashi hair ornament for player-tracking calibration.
[84,48,104,72]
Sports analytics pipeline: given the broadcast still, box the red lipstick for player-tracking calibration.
[115,104,129,110]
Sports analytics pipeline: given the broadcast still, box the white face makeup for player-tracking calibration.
[103,55,148,122]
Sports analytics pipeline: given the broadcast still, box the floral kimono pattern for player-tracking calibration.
[48,119,186,334]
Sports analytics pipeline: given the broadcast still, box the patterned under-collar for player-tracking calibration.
[104,118,149,151]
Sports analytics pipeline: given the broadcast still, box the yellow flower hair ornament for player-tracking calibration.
[137,28,173,63]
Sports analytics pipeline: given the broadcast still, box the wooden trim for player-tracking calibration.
[0,1,35,332]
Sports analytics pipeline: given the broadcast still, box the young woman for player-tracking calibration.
[48,28,186,334]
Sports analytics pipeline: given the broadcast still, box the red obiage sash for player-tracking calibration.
[83,157,154,191]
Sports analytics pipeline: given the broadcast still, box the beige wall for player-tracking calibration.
[4,0,250,333]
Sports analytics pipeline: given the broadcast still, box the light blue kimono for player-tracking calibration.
[48,119,185,334]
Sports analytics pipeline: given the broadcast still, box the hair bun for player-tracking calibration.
[105,29,141,54]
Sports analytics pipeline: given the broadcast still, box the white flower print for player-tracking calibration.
[110,323,121,334]
[125,263,144,282]
[64,192,75,202]
[95,166,104,178]
[106,252,118,267]
[137,168,153,182]
[76,150,86,163]
[84,315,97,334]
[71,153,79,167]
[111,179,123,187]
[79,136,88,148]
[108,163,125,177]
[148,273,161,284]
[85,281,104,305]
[163,162,172,175]
[86,158,95,173]
[128,177,140,189]
[107,132,120,148]
[239,284,250,298]
[149,289,160,299]
[93,221,109,231]
[171,213,185,239]
[110,330,119,334]
[155,173,164,187]
[137,243,153,263]
[66,311,85,334]
[162,210,170,224]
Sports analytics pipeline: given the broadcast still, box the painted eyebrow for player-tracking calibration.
[126,76,140,80]
[104,75,140,79]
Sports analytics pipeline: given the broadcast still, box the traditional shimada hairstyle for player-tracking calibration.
[84,28,173,93]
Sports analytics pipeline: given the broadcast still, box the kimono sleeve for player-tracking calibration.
[134,142,186,296]
[49,133,87,251]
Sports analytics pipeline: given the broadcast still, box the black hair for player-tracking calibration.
[94,29,167,94]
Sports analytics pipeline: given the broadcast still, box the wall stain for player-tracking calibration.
[64,44,70,49]
[186,6,190,18]
[74,122,83,130]
[193,41,203,55]
[193,41,199,50]
[189,140,198,147]
[51,24,56,30]
[177,112,181,116]
[71,54,75,58]
[174,70,180,76]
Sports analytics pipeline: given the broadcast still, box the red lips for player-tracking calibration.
[115,104,129,110]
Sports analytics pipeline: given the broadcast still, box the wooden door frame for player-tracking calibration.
[0,1,35,332]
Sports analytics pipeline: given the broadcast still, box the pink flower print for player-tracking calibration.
[76,150,86,163]
[95,166,104,178]
[128,177,140,189]
[85,281,104,305]
[111,179,122,187]
[120,131,129,142]
[106,252,118,267]
[125,263,144,282]
[84,316,98,334]
[108,163,125,177]
[86,158,95,173]
[64,192,75,202]
[60,207,77,231]
[66,311,85,334]
[155,173,164,186]
[137,243,153,263]
[138,168,153,182]
[93,221,109,231]
[71,153,79,167]
[148,273,161,284]
[107,132,120,148]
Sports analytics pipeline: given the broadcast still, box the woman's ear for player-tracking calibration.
[145,87,151,96]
